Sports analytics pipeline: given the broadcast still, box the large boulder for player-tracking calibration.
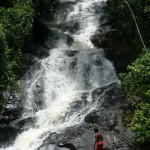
[24,20,51,58]
[0,98,23,144]
[91,28,131,73]
[37,83,135,150]
[0,125,19,144]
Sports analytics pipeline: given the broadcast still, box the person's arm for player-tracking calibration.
[93,134,97,149]
[94,142,98,150]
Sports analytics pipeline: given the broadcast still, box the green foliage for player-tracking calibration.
[1,2,35,49]
[121,51,150,143]
[0,24,7,52]
[121,51,150,101]
[106,0,150,56]
[0,0,58,112]
[0,0,35,111]
[129,102,150,143]
[106,0,150,145]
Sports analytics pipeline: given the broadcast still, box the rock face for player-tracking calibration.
[90,11,131,74]
[0,97,23,144]
[0,125,19,145]
[37,84,135,150]
[24,20,51,58]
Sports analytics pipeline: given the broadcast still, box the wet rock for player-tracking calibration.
[93,1,106,14]
[64,50,79,57]
[35,0,60,21]
[92,83,123,102]
[58,21,80,33]
[0,125,19,143]
[104,48,130,74]
[33,20,51,44]
[25,44,50,58]
[58,95,135,150]
[66,36,74,46]
[0,100,22,124]
[9,116,36,130]
[41,82,134,150]
[0,95,23,143]
[57,141,77,150]
[90,27,108,48]
[84,111,99,123]
[90,10,130,74]
[0,116,36,144]
[90,27,113,48]
[18,53,39,77]
[38,102,130,150]
[85,109,119,131]
[91,26,128,74]
[100,14,110,26]
[24,20,51,59]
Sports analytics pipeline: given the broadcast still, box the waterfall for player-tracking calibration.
[1,0,120,150]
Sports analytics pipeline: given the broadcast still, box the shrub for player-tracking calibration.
[0,0,35,111]
[106,0,150,56]
[121,50,150,143]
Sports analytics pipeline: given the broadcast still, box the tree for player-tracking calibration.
[121,51,150,144]
[106,0,150,56]
[0,0,35,112]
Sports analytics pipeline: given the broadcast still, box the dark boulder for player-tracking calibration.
[0,99,22,124]
[24,20,51,58]
[58,21,80,33]
[90,26,130,74]
[0,125,19,143]
[90,27,106,48]
[57,141,77,150]
[9,116,36,130]
[100,14,110,27]
[0,100,22,143]
[0,97,24,143]
[39,83,135,150]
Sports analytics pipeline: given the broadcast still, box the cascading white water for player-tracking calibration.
[1,0,120,150]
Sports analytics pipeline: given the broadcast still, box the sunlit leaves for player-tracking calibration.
[1,3,35,49]
[121,51,150,143]
[0,0,35,110]
[129,102,150,143]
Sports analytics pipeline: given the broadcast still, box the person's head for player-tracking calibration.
[96,133,103,142]
[93,128,98,133]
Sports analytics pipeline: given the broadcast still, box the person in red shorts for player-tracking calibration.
[93,128,103,150]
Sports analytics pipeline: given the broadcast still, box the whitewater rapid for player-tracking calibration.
[1,0,120,150]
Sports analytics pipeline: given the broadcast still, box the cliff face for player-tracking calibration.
[90,13,132,74]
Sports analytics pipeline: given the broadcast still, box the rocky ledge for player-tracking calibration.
[38,83,135,150]
[90,12,133,74]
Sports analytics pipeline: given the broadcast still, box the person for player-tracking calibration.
[93,128,103,150]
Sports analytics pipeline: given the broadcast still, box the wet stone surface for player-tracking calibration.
[38,84,135,150]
